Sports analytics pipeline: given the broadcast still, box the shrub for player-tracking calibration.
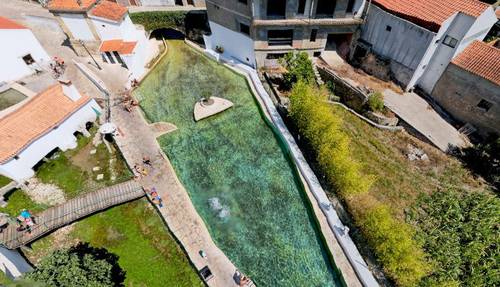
[367,92,384,112]
[26,243,125,287]
[458,136,499,191]
[280,52,315,90]
[351,196,431,287]
[407,189,500,286]
[289,81,372,197]
[289,81,430,286]
[130,11,187,32]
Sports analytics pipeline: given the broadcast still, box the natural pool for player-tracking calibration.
[136,40,342,286]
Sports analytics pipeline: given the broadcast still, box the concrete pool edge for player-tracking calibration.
[184,40,379,287]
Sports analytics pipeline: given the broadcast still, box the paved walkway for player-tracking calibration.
[0,181,144,249]
[383,89,468,151]
[111,96,240,286]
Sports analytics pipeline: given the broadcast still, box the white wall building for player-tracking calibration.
[0,17,51,83]
[360,0,497,94]
[48,0,149,81]
[0,83,101,183]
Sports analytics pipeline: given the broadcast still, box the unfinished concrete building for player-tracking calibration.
[204,0,367,67]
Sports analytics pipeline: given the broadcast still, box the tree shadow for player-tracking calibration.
[69,242,126,286]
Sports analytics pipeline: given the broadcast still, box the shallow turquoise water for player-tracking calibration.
[136,41,341,286]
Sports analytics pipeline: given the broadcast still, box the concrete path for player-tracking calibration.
[111,97,240,286]
[383,89,468,152]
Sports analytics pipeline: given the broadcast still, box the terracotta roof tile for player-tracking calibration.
[90,1,128,22]
[99,39,137,55]
[452,40,500,86]
[0,84,91,163]
[0,17,27,30]
[48,0,97,12]
[373,0,490,32]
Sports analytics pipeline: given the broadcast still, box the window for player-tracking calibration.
[313,51,322,57]
[386,25,392,32]
[240,23,250,35]
[268,30,293,46]
[316,0,336,18]
[238,0,247,4]
[443,35,458,48]
[310,29,318,42]
[266,53,286,59]
[477,99,493,112]
[298,0,306,14]
[22,54,35,65]
[346,0,356,13]
[267,0,286,17]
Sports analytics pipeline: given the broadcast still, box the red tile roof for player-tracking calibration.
[48,0,97,12]
[90,0,128,22]
[0,84,92,163]
[372,0,490,32]
[0,17,27,30]
[452,40,500,86]
[100,39,137,54]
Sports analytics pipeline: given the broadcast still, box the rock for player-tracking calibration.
[92,166,100,172]
[366,111,399,126]
[90,149,97,155]
[96,174,104,180]
[407,144,429,161]
[111,176,116,181]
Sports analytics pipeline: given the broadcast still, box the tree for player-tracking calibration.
[26,243,125,287]
[280,52,315,90]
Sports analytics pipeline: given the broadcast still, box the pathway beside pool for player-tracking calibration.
[111,94,240,286]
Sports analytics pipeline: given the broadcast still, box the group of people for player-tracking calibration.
[148,187,163,208]
[50,56,66,78]
[123,98,139,113]
[133,156,154,179]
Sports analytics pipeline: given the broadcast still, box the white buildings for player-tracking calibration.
[359,0,497,94]
[0,83,101,183]
[48,0,149,81]
[0,17,51,83]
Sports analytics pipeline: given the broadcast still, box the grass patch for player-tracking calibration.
[26,200,203,286]
[0,190,48,217]
[35,129,132,198]
[0,175,11,188]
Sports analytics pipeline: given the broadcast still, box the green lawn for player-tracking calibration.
[26,199,203,287]
[0,175,11,188]
[36,129,132,198]
[0,190,47,218]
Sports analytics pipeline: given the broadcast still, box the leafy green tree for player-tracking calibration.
[408,190,500,286]
[26,243,125,287]
[280,52,315,90]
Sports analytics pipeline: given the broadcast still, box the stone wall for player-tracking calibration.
[317,65,368,111]
[431,63,500,137]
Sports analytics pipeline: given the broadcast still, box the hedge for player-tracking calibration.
[130,11,187,32]
[289,81,430,286]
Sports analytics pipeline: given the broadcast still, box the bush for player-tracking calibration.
[367,92,384,112]
[407,190,500,286]
[289,81,371,197]
[289,81,430,286]
[352,196,431,287]
[458,136,499,191]
[26,243,125,287]
[280,52,315,90]
[130,11,187,32]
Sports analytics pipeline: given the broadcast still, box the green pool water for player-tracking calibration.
[136,40,342,286]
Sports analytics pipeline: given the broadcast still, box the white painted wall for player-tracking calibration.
[0,99,101,183]
[417,13,475,94]
[60,13,96,41]
[139,0,176,6]
[0,247,32,279]
[205,21,256,68]
[91,15,138,41]
[406,14,456,91]
[0,29,51,83]
[361,5,435,71]
[454,7,497,57]
[121,30,149,81]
